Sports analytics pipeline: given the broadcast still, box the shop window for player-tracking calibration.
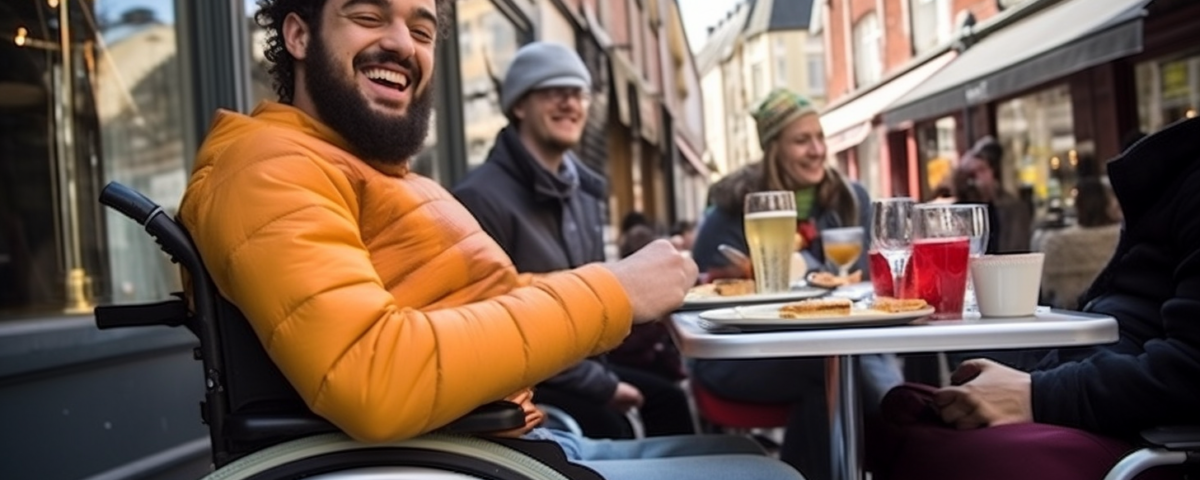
[1135,51,1200,134]
[916,116,958,200]
[1,1,189,317]
[852,12,882,88]
[458,0,523,169]
[854,130,884,199]
[996,84,1076,223]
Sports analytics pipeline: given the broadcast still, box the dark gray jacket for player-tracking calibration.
[1030,116,1200,436]
[453,126,617,403]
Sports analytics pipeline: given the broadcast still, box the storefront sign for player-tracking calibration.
[965,80,990,104]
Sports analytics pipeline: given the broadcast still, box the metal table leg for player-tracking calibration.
[829,354,864,480]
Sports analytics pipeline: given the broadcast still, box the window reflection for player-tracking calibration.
[997,84,1076,222]
[916,116,957,200]
[0,0,186,317]
[458,0,520,169]
[1136,51,1200,134]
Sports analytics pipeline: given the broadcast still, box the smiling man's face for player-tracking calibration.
[286,0,438,164]
[513,87,590,153]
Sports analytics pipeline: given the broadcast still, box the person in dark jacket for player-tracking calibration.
[874,116,1200,480]
[968,136,1032,253]
[689,88,902,480]
[454,41,694,439]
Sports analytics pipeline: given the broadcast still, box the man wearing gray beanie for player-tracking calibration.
[498,41,592,116]
[455,41,696,441]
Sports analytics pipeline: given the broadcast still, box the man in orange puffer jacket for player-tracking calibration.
[178,0,803,479]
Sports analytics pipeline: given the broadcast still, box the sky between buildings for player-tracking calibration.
[679,0,744,53]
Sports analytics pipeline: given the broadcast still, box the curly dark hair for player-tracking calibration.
[255,0,452,104]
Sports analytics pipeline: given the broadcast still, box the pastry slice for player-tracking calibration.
[779,298,853,318]
[807,270,864,288]
[713,279,756,297]
[873,296,929,313]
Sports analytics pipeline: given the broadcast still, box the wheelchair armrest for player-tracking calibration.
[95,295,188,330]
[1140,425,1200,451]
[224,401,526,443]
[224,413,339,442]
[439,401,526,434]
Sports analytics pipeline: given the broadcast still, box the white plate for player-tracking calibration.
[679,287,829,311]
[699,302,936,330]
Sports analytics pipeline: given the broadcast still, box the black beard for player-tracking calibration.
[304,33,433,165]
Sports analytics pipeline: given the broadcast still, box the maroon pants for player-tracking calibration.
[869,383,1181,480]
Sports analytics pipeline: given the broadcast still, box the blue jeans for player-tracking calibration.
[528,428,805,480]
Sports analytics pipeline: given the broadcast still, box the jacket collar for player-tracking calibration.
[492,126,606,200]
[251,101,410,177]
[1108,117,1200,225]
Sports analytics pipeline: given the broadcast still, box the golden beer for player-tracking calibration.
[745,211,797,293]
[824,242,863,269]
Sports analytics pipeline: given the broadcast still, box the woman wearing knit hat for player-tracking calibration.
[689,88,903,480]
[693,88,867,275]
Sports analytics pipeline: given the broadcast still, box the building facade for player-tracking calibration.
[580,0,712,230]
[817,0,999,199]
[695,0,823,179]
[823,0,1200,225]
[0,0,708,478]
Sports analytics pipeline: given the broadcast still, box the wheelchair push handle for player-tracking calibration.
[98,181,199,269]
[100,182,161,225]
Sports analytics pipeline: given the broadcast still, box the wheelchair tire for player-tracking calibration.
[202,433,575,480]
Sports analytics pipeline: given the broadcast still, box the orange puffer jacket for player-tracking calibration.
[179,102,633,443]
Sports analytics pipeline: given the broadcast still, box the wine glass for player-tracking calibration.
[821,227,864,277]
[744,191,797,294]
[870,198,915,299]
[944,204,990,314]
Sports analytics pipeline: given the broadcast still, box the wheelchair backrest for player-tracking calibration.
[97,182,335,467]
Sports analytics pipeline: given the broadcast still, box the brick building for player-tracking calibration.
[821,0,1200,225]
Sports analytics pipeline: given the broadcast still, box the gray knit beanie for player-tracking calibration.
[500,42,592,114]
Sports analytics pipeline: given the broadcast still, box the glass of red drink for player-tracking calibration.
[868,250,892,297]
[869,250,916,298]
[910,205,973,319]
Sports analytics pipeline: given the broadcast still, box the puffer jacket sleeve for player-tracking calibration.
[180,154,633,443]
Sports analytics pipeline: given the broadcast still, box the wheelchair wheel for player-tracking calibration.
[203,433,575,480]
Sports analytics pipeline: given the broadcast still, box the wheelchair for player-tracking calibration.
[94,182,597,480]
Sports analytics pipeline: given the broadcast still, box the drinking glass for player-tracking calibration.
[870,198,915,299]
[744,191,797,294]
[945,204,990,314]
[910,204,973,319]
[821,227,864,277]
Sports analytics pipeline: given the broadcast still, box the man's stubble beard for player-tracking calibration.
[535,119,582,154]
[303,32,434,166]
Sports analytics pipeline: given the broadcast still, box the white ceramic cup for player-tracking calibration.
[970,253,1045,317]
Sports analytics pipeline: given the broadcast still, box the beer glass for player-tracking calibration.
[744,191,797,294]
[821,226,864,277]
